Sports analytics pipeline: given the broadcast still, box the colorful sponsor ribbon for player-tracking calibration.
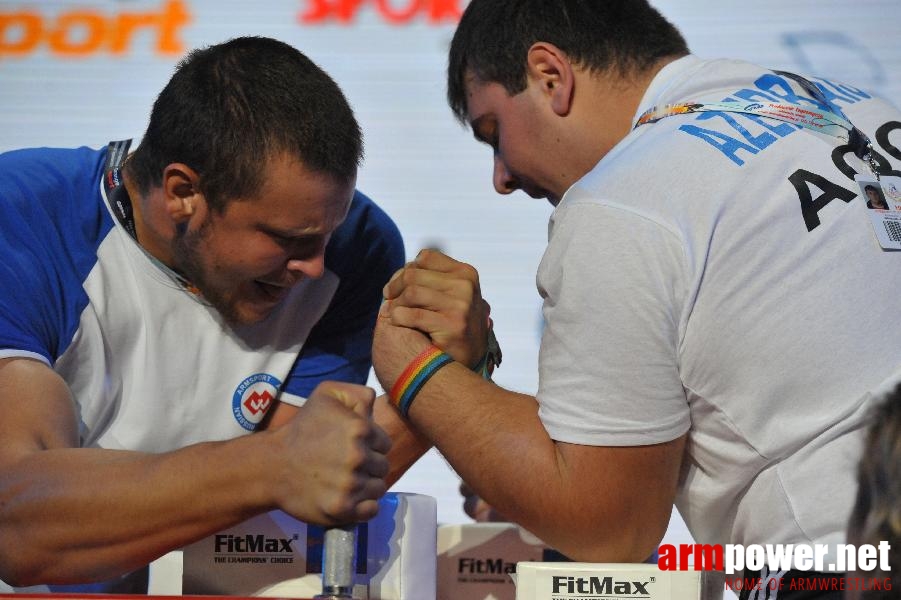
[634,71,880,177]
[635,100,855,138]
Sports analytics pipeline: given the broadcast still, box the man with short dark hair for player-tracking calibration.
[0,36,481,590]
[374,2,901,597]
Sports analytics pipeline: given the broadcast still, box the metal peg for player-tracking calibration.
[314,524,357,599]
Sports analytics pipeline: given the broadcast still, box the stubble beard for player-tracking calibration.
[171,219,247,325]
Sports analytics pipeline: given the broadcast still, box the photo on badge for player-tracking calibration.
[859,180,889,210]
[855,174,901,250]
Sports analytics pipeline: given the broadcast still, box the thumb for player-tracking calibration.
[314,381,376,419]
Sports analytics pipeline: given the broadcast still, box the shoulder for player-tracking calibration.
[0,146,110,228]
[0,145,114,361]
[331,190,402,248]
[0,145,106,189]
[0,144,113,258]
[325,190,405,278]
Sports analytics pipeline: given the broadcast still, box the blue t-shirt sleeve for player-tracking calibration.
[283,190,405,398]
[0,147,110,363]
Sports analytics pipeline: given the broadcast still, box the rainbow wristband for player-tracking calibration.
[389,345,454,417]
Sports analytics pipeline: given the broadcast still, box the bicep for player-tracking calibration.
[0,358,78,466]
[538,203,690,446]
[555,433,687,560]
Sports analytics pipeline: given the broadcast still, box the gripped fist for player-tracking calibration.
[269,381,391,526]
[380,249,491,369]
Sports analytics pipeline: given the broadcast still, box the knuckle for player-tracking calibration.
[371,479,388,498]
[346,415,368,436]
[377,429,393,453]
[402,285,421,305]
[356,390,375,409]
[356,499,381,521]
[400,267,418,286]
[453,277,477,302]
[324,497,355,522]
[401,306,427,329]
[346,445,367,470]
[372,456,390,478]
[460,261,478,280]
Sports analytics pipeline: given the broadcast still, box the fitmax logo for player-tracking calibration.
[458,557,516,574]
[552,575,653,596]
[214,534,296,554]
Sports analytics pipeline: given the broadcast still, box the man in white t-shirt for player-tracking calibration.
[373,1,901,598]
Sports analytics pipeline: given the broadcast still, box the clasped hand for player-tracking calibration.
[374,248,491,387]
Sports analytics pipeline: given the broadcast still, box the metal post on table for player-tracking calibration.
[314,524,358,599]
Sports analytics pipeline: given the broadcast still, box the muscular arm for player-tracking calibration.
[0,358,389,586]
[373,250,685,562]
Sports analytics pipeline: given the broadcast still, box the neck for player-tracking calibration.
[572,54,685,167]
[122,166,177,267]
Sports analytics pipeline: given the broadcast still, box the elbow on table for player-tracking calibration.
[0,551,49,588]
[543,516,667,565]
[0,528,70,588]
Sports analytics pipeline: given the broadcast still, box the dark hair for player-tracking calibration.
[128,36,362,212]
[847,384,901,598]
[447,0,689,123]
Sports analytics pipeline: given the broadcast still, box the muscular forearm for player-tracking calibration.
[374,250,682,560]
[374,394,432,487]
[0,358,388,586]
[0,432,275,585]
[404,363,680,562]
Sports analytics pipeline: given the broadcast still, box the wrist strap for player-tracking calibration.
[474,319,502,379]
[389,345,453,417]
[389,321,503,417]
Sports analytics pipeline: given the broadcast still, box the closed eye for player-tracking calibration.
[471,116,499,152]
[263,229,325,256]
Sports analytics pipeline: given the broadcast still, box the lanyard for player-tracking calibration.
[634,71,881,179]
[103,139,138,239]
[101,140,202,296]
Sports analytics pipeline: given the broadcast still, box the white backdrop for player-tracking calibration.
[2,1,899,546]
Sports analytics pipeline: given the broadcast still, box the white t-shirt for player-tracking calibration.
[536,56,901,549]
[0,142,404,453]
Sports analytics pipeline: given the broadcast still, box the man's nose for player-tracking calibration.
[286,251,326,281]
[493,155,519,195]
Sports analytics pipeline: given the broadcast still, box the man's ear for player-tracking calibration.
[162,163,204,222]
[526,42,575,116]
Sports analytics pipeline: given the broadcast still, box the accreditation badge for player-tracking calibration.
[855,174,901,250]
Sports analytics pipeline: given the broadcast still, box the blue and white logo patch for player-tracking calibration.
[232,373,282,431]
